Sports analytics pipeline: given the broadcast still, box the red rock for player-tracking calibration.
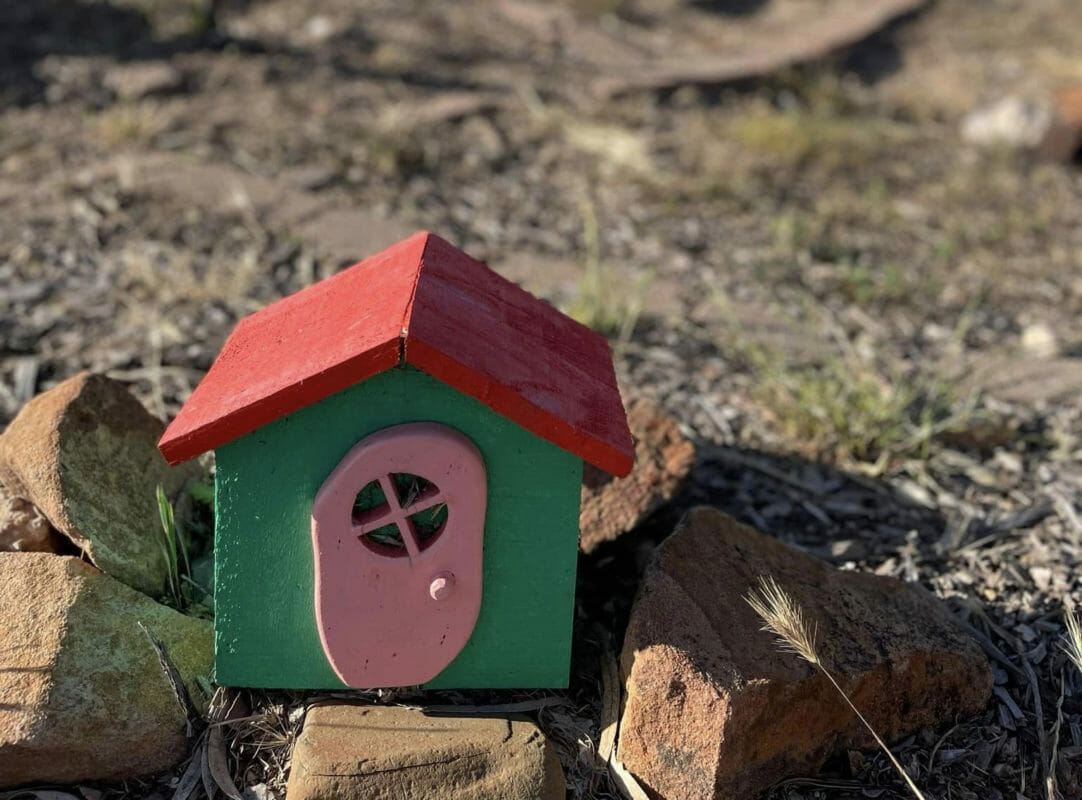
[1040,87,1082,162]
[580,395,694,553]
[618,507,992,800]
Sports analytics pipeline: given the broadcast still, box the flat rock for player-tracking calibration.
[287,704,565,800]
[580,396,695,553]
[0,553,212,786]
[0,372,203,595]
[618,507,992,800]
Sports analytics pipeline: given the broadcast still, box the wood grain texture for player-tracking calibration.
[159,231,633,476]
[158,232,428,464]
[407,233,633,476]
[214,366,582,689]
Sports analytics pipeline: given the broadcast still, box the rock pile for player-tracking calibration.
[0,372,203,594]
[0,373,212,788]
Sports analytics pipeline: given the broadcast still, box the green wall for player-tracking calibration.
[213,365,582,689]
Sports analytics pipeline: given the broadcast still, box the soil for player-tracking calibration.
[1,1,1081,799]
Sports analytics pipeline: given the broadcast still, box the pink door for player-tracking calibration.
[311,422,487,687]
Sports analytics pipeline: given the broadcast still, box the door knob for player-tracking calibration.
[429,572,455,601]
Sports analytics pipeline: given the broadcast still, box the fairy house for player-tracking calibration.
[158,231,633,689]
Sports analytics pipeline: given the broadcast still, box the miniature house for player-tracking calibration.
[158,231,633,689]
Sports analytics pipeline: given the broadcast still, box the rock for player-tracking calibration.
[0,373,203,596]
[961,96,1053,150]
[618,507,992,800]
[287,704,565,800]
[1020,321,1060,358]
[0,480,63,552]
[1039,87,1082,163]
[103,61,184,101]
[0,553,212,786]
[580,396,695,553]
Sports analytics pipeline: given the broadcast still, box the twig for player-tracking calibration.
[1046,669,1065,800]
[139,621,201,738]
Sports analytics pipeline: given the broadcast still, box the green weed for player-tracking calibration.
[156,484,212,617]
[752,353,974,469]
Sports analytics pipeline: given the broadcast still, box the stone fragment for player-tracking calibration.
[618,507,992,800]
[580,396,694,553]
[286,704,565,800]
[1039,87,1082,163]
[961,96,1052,150]
[0,372,203,595]
[1020,321,1060,358]
[0,553,212,786]
[0,480,63,552]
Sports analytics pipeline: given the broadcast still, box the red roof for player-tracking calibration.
[159,231,634,476]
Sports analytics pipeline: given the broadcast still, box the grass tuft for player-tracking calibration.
[752,354,973,469]
[156,484,212,617]
[744,576,928,800]
[565,199,651,342]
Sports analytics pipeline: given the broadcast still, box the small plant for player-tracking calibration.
[566,199,652,342]
[752,355,972,469]
[156,484,211,616]
[745,576,928,800]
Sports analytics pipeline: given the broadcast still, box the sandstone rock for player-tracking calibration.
[1039,87,1082,163]
[580,396,694,553]
[287,704,565,800]
[0,373,203,595]
[0,553,213,786]
[0,480,63,553]
[618,507,992,800]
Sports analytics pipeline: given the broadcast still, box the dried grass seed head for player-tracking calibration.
[744,575,820,666]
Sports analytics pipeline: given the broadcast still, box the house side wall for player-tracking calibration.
[214,365,582,689]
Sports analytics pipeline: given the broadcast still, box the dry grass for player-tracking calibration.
[745,576,928,800]
[565,198,652,343]
[92,104,171,148]
[752,354,974,469]
[1065,610,1082,674]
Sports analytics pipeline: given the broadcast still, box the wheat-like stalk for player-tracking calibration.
[1064,610,1082,674]
[744,576,928,800]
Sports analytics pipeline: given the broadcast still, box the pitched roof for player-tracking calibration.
[158,231,634,476]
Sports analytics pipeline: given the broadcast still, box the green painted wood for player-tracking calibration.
[214,365,582,689]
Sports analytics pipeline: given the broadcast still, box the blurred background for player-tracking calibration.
[1,0,1080,457]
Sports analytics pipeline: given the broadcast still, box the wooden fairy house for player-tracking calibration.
[158,231,633,689]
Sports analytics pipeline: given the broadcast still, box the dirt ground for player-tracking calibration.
[2,1,1082,798]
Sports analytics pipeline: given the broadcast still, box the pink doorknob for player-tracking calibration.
[429,572,455,601]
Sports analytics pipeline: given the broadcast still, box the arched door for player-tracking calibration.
[311,422,486,687]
